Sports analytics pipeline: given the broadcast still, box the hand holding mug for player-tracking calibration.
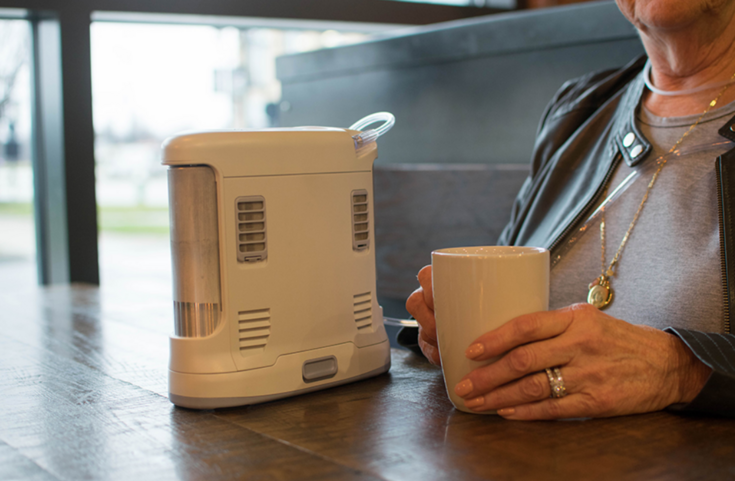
[406,265,441,366]
[407,246,711,419]
[452,304,712,419]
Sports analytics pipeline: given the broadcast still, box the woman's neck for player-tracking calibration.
[640,9,735,117]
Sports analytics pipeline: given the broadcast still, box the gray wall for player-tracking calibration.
[275,2,647,324]
[277,1,645,166]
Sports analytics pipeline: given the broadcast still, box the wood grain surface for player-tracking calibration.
[1,283,734,481]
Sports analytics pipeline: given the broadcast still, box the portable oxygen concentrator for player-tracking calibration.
[163,113,395,409]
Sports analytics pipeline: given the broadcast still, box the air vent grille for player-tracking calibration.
[236,196,267,262]
[351,190,369,251]
[238,308,271,355]
[353,292,372,330]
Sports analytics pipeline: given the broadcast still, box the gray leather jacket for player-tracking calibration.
[498,56,735,416]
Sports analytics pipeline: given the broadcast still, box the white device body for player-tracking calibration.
[163,127,391,409]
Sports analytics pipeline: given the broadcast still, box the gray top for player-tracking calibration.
[549,98,735,333]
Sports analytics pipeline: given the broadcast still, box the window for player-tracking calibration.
[90,17,388,288]
[0,17,34,288]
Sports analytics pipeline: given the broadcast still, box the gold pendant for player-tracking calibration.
[588,275,613,309]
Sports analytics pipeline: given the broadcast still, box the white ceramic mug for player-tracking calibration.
[432,246,549,413]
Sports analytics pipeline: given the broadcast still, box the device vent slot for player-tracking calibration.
[236,196,267,262]
[238,308,271,354]
[353,292,372,330]
[351,190,369,251]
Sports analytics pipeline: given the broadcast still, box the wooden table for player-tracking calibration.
[2,283,734,481]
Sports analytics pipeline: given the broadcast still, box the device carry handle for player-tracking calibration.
[350,112,395,153]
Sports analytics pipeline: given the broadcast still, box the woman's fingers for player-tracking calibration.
[461,366,598,420]
[462,371,551,411]
[462,367,584,412]
[418,330,441,366]
[456,337,574,399]
[497,395,597,421]
[417,265,434,310]
[456,305,604,402]
[465,304,588,361]
[407,265,440,365]
[406,287,437,341]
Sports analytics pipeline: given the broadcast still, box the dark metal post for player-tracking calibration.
[58,8,98,284]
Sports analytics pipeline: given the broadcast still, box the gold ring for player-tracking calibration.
[544,367,567,398]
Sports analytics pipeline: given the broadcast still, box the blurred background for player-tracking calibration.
[0,0,636,323]
[0,18,32,288]
[0,15,384,290]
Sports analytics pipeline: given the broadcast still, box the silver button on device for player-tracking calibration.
[623,132,636,147]
[303,356,338,382]
[630,145,644,158]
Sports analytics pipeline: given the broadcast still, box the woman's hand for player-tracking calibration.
[405,265,441,366]
[454,303,712,420]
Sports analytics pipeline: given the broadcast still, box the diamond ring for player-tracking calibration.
[544,367,567,398]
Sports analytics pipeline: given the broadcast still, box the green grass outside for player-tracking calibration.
[98,205,170,235]
[0,202,170,235]
[0,202,33,216]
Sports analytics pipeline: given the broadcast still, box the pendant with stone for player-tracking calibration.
[587,275,613,309]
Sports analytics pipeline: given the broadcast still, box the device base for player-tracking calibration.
[169,340,390,409]
[170,363,389,409]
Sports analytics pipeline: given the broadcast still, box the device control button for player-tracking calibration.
[302,356,338,382]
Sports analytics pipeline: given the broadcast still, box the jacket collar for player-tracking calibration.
[614,70,735,167]
[720,113,735,142]
[613,72,651,168]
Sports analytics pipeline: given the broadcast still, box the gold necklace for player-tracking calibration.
[587,71,735,309]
